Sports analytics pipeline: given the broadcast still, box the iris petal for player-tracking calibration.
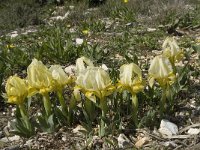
[118,63,144,94]
[148,55,175,88]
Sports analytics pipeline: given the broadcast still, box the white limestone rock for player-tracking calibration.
[187,128,200,135]
[158,119,178,137]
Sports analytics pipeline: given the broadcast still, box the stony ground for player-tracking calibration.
[0,1,200,150]
[0,45,199,149]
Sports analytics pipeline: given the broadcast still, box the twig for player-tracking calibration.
[146,133,165,141]
[179,123,200,134]
[174,145,183,150]
[163,135,191,139]
[175,139,189,147]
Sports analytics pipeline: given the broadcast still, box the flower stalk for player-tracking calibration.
[57,90,68,117]
[160,88,167,118]
[99,97,107,137]
[42,93,52,117]
[131,94,138,127]
[57,89,71,124]
[19,103,30,129]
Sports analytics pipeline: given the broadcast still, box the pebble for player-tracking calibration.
[64,65,76,75]
[135,137,149,148]
[25,139,33,147]
[38,137,46,141]
[75,38,84,45]
[72,125,86,135]
[126,22,132,26]
[62,135,67,142]
[187,128,200,135]
[162,141,177,147]
[117,134,132,148]
[158,119,178,137]
[147,28,156,32]
[0,135,20,143]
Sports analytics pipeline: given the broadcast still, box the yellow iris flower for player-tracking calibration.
[117,63,144,127]
[123,0,128,3]
[5,75,28,105]
[75,67,115,102]
[76,56,94,74]
[117,63,144,95]
[148,55,176,88]
[162,37,184,64]
[27,59,54,96]
[49,65,73,90]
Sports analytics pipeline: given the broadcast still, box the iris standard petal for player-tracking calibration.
[118,63,144,94]
[27,59,54,95]
[76,67,114,101]
[148,55,175,87]
[49,65,72,89]
[76,57,94,74]
[5,75,28,104]
[162,37,184,63]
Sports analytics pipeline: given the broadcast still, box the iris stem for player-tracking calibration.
[57,90,68,117]
[100,109,105,137]
[19,103,30,130]
[100,97,107,137]
[132,94,138,127]
[42,93,52,117]
[160,88,166,118]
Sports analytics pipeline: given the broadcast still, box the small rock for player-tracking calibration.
[11,108,16,117]
[117,134,132,148]
[187,128,200,135]
[126,22,132,26]
[72,125,86,135]
[75,38,84,45]
[147,28,156,32]
[0,135,20,143]
[62,135,67,142]
[7,31,18,38]
[152,50,162,55]
[135,137,149,148]
[0,137,8,143]
[38,137,46,141]
[9,135,20,142]
[25,139,33,147]
[69,28,75,33]
[158,119,178,137]
[115,54,124,61]
[88,135,103,148]
[152,127,160,136]
[64,65,76,75]
[162,141,177,147]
